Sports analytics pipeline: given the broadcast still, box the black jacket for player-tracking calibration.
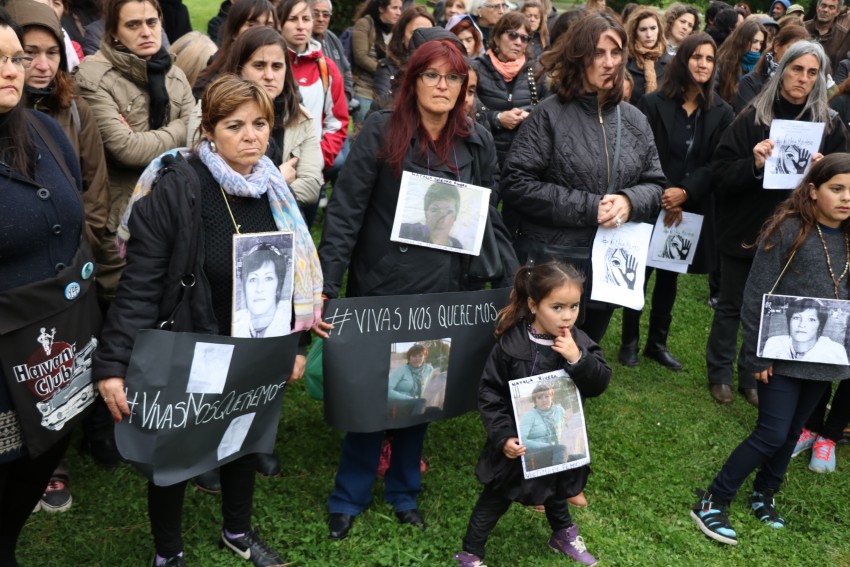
[733,66,769,115]
[318,110,518,299]
[475,324,610,504]
[637,92,735,273]
[207,0,231,46]
[711,101,850,258]
[627,56,668,105]
[500,93,665,248]
[830,92,850,130]
[472,54,547,166]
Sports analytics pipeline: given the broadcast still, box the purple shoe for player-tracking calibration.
[453,551,487,566]
[549,524,597,566]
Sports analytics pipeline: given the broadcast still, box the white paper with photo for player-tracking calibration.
[186,342,234,394]
[646,213,703,274]
[231,231,295,338]
[390,171,490,256]
[763,120,824,190]
[590,223,653,310]
[757,294,850,365]
[509,370,590,480]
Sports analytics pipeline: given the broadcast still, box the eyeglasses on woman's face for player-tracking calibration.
[419,71,466,87]
[0,55,33,70]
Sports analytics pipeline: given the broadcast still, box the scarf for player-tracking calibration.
[146,47,172,130]
[741,51,761,76]
[487,49,526,83]
[632,41,665,94]
[117,142,323,331]
[765,51,779,78]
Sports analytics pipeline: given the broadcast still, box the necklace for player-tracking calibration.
[816,224,850,298]
[220,186,241,234]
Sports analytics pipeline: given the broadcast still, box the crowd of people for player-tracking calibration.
[2,0,850,566]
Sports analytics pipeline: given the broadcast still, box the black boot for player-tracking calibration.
[644,315,682,371]
[618,308,641,367]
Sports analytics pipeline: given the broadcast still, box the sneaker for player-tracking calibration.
[151,556,186,567]
[690,489,737,546]
[792,428,817,458]
[453,551,487,567]
[548,524,597,566]
[750,490,785,529]
[220,529,284,567]
[40,479,72,513]
[809,437,837,473]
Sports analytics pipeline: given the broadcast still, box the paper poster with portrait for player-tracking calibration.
[390,171,491,255]
[509,369,590,480]
[757,294,850,365]
[231,232,295,338]
[386,339,451,421]
[763,120,825,190]
[646,212,704,274]
[590,223,653,310]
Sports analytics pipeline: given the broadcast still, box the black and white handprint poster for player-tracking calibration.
[646,212,703,274]
[763,120,824,190]
[590,223,653,310]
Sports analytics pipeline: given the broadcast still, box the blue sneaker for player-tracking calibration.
[750,490,785,528]
[809,437,837,473]
[691,489,738,545]
[792,428,817,458]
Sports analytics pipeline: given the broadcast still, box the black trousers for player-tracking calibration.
[0,435,71,566]
[806,380,850,442]
[581,300,616,345]
[462,485,572,560]
[148,454,257,557]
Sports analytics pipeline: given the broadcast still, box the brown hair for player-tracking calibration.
[450,17,483,57]
[386,6,434,68]
[169,31,218,87]
[488,11,531,56]
[521,0,549,49]
[102,0,162,44]
[199,74,275,141]
[625,6,665,57]
[715,19,767,102]
[757,23,809,75]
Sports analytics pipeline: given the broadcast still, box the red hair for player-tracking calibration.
[382,39,473,176]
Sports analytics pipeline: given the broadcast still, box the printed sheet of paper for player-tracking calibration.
[764,120,824,190]
[757,294,850,365]
[390,171,491,256]
[590,223,653,310]
[509,369,590,480]
[186,342,234,394]
[646,213,704,274]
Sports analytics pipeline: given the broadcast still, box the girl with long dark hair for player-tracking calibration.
[715,19,768,104]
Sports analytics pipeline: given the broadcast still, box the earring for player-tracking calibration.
[210,141,217,153]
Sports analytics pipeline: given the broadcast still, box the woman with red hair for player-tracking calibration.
[319,38,517,541]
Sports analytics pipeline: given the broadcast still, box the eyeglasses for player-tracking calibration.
[419,71,466,87]
[505,30,532,44]
[484,3,507,10]
[0,55,33,69]
[313,10,331,19]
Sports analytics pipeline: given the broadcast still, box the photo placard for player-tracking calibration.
[757,294,850,365]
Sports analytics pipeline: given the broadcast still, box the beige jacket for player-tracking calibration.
[352,15,378,97]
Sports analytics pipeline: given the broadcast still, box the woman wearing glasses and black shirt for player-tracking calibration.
[472,11,547,169]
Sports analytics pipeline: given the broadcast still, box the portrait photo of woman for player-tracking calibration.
[760,297,850,364]
[232,236,295,338]
[399,182,465,250]
[387,341,449,419]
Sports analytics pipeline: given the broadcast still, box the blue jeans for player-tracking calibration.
[328,423,428,515]
[324,138,350,187]
[709,374,830,502]
[353,94,372,124]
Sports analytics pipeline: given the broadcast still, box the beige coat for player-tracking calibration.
[74,42,195,301]
[352,15,378,98]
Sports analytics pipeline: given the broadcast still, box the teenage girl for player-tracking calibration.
[454,261,611,567]
[691,153,850,545]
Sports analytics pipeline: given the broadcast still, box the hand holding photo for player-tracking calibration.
[757,295,850,364]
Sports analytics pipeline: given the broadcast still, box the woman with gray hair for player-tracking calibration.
[705,40,850,407]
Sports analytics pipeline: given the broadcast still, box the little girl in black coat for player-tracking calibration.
[454,261,611,567]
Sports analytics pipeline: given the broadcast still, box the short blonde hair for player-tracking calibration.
[169,31,217,87]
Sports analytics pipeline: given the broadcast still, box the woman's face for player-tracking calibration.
[464,69,477,115]
[445,0,467,20]
[114,0,162,59]
[206,100,270,176]
[0,26,25,114]
[241,44,287,100]
[750,31,765,53]
[457,29,477,56]
[237,10,275,37]
[245,259,279,317]
[780,53,819,105]
[23,28,61,90]
[688,42,715,85]
[379,0,403,26]
[282,2,313,53]
[669,13,695,44]
[477,2,506,26]
[496,26,529,62]
[533,390,553,410]
[789,308,821,348]
[408,351,426,368]
[415,56,464,119]
[425,198,458,241]
[636,16,659,50]
[403,16,433,48]
[810,172,850,228]
[584,29,623,92]
[522,7,542,33]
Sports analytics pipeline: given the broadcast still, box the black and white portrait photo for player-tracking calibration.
[758,295,850,365]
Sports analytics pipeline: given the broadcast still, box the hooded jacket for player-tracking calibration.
[769,0,791,19]
[287,38,349,170]
[446,14,485,57]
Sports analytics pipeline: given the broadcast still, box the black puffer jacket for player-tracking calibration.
[472,54,547,166]
[319,110,518,298]
[500,93,665,248]
[475,324,610,505]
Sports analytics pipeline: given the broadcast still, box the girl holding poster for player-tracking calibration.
[691,154,850,546]
[454,261,611,567]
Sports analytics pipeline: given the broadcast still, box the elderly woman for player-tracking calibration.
[93,75,324,567]
[0,7,100,564]
[501,11,665,343]
[664,2,700,56]
[762,299,848,363]
[319,38,517,541]
[715,20,768,104]
[473,11,547,168]
[626,6,668,103]
[74,0,195,304]
[706,40,850,407]
[471,0,505,45]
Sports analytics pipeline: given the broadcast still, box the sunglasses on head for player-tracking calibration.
[505,30,531,44]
